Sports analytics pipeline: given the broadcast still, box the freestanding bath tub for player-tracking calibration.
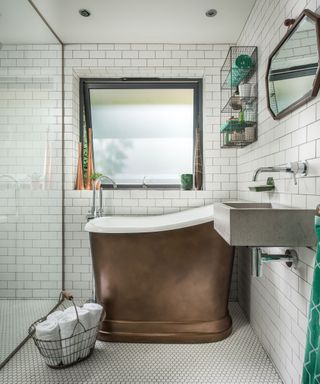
[85,204,234,343]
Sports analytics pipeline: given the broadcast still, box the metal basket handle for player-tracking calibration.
[29,291,87,338]
[60,290,74,301]
[64,293,86,336]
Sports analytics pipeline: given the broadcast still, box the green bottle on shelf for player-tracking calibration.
[239,110,244,124]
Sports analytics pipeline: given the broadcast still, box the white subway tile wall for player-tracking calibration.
[0,44,63,299]
[237,0,320,383]
[63,43,239,300]
[3,4,318,381]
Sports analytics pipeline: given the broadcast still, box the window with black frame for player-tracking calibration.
[80,78,203,189]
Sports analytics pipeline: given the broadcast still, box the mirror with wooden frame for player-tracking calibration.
[266,9,320,120]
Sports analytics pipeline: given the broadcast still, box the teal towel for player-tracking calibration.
[302,215,320,383]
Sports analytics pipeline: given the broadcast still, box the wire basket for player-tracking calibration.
[29,291,99,369]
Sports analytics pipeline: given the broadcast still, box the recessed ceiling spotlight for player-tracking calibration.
[79,9,91,17]
[205,9,217,17]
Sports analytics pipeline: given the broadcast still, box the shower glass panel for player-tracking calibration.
[0,0,63,367]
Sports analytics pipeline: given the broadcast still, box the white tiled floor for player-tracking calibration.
[0,299,57,365]
[0,303,282,383]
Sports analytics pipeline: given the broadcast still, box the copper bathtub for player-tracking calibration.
[85,205,234,343]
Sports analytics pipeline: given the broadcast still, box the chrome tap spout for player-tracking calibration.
[252,165,290,181]
[87,175,117,220]
[252,161,308,185]
[97,175,117,217]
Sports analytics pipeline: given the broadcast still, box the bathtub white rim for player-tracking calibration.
[85,204,214,234]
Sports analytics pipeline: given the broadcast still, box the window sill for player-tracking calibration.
[101,184,200,191]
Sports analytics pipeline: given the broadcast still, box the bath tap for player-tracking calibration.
[252,161,308,185]
[87,175,117,220]
[97,175,117,217]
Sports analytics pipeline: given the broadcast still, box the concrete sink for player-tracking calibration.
[214,201,316,247]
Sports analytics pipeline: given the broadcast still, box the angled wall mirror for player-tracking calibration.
[266,9,320,119]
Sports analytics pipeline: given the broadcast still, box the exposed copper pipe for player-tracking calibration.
[85,128,94,190]
[75,142,84,190]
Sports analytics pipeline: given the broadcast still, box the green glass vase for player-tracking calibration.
[181,174,193,190]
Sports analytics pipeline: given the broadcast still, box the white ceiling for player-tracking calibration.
[31,0,256,44]
[0,0,59,44]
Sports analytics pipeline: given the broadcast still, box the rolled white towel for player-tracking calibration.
[63,306,81,315]
[35,319,61,366]
[76,308,91,358]
[83,303,103,328]
[47,310,64,322]
[36,320,60,341]
[83,303,103,350]
[59,313,80,365]
[76,308,91,331]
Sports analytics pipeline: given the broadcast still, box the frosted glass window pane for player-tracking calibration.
[90,88,194,185]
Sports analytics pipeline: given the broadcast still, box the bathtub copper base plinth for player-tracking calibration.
[90,221,235,344]
[97,314,232,343]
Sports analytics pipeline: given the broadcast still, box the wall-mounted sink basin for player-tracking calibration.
[214,201,316,247]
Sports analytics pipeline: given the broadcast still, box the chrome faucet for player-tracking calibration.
[87,175,117,220]
[252,161,308,185]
